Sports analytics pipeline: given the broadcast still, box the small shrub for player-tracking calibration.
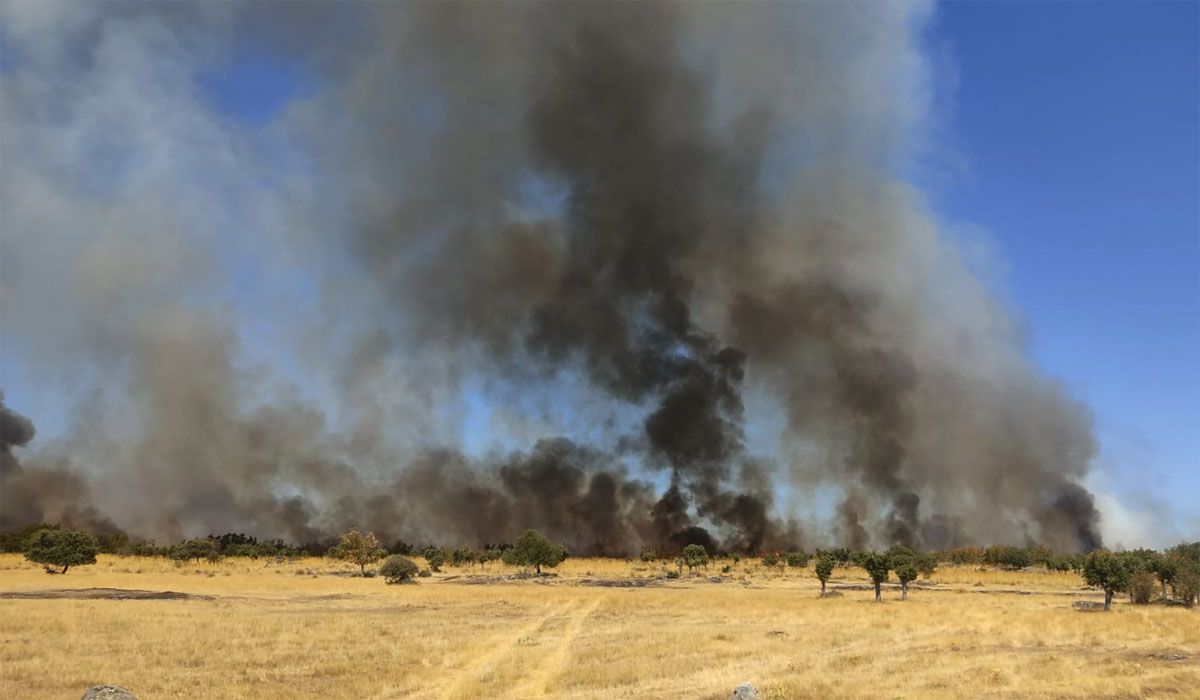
[418,568,432,578]
[380,555,419,584]
[640,545,657,563]
[665,570,680,579]
[785,551,809,568]
[762,554,779,567]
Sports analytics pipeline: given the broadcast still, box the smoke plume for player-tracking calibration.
[0,1,1104,553]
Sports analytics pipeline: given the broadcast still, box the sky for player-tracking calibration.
[0,1,1196,548]
[926,1,1199,534]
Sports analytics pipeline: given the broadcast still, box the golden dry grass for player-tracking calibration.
[1,554,1196,699]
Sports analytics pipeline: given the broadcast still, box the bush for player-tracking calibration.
[418,568,432,578]
[944,546,984,566]
[380,555,419,584]
[761,554,779,567]
[1175,566,1199,607]
[171,538,220,564]
[665,570,680,579]
[1129,571,1156,604]
[423,547,445,572]
[639,545,657,563]
[984,545,1032,571]
[785,551,809,568]
[24,529,97,574]
[680,544,708,573]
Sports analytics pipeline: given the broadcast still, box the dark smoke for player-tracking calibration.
[0,2,1110,553]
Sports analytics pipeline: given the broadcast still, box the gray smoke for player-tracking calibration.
[0,1,1104,553]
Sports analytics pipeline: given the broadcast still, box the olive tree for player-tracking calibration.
[502,530,567,574]
[24,529,97,574]
[331,528,385,576]
[1082,550,1133,610]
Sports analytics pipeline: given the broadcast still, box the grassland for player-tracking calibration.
[0,554,1196,699]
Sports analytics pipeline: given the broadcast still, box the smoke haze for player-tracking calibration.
[1,1,1106,553]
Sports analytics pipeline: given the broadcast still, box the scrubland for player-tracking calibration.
[1,554,1196,699]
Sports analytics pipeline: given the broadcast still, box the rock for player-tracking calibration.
[81,686,138,700]
[730,682,759,699]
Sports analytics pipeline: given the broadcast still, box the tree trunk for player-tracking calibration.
[61,564,69,575]
[820,580,826,597]
[874,582,881,602]
[535,563,541,574]
[360,562,366,576]
[1104,589,1114,611]
[1161,580,1168,600]
[901,583,908,601]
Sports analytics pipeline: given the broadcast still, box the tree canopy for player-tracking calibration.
[331,528,385,576]
[24,528,98,574]
[502,530,567,574]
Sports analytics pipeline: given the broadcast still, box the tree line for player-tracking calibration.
[7,522,1198,608]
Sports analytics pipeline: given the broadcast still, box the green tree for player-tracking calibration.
[379,555,419,584]
[502,530,567,574]
[815,554,836,597]
[983,545,1031,571]
[894,560,919,601]
[860,551,890,602]
[331,528,385,576]
[24,529,97,574]
[423,547,445,572]
[886,545,926,600]
[680,544,708,574]
[1082,550,1134,610]
[170,538,220,564]
[639,545,657,563]
[1148,556,1176,600]
[482,547,503,571]
[450,547,476,569]
[785,551,809,568]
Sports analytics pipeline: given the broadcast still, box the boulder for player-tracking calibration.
[730,682,759,699]
[81,686,138,700]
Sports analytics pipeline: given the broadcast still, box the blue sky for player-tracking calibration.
[926,1,1199,525]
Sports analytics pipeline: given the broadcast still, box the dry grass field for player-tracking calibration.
[1,554,1196,699]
